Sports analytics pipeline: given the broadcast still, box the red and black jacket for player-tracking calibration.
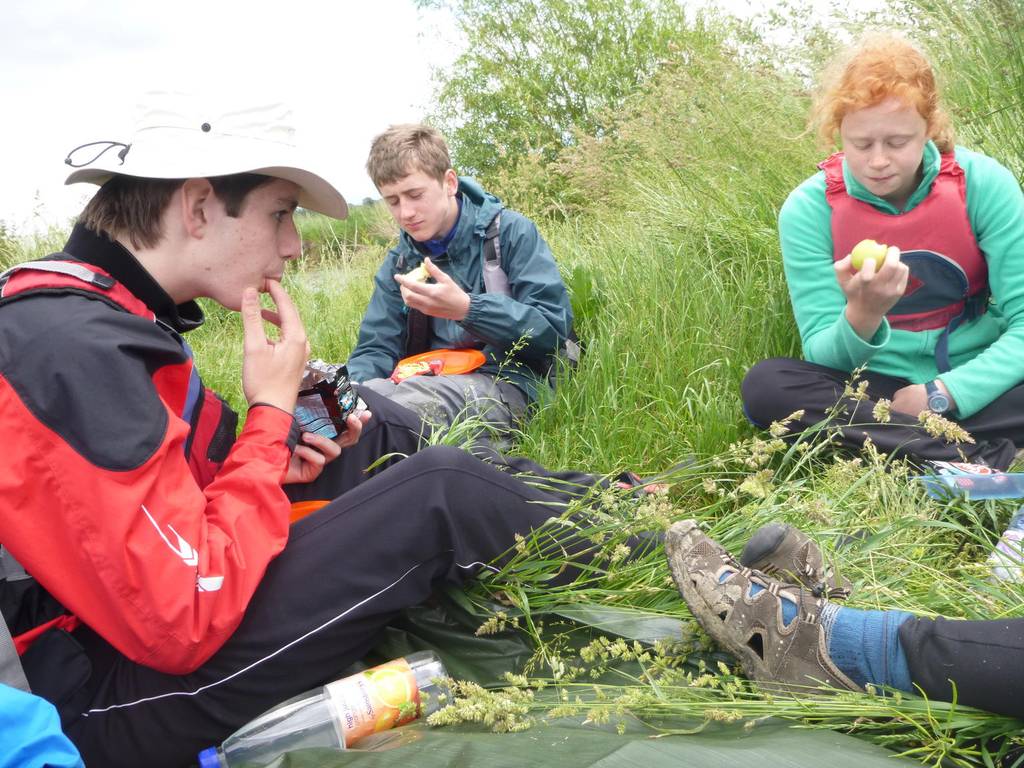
[0,226,295,674]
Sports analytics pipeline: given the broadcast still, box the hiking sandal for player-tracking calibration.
[666,520,860,694]
[740,522,852,600]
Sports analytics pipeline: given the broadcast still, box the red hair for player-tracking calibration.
[811,32,954,152]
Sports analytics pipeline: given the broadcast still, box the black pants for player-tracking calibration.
[900,616,1024,719]
[742,358,1024,470]
[285,385,430,498]
[59,386,607,768]
[287,385,606,502]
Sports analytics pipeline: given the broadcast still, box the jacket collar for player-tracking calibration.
[842,140,941,214]
[62,224,205,333]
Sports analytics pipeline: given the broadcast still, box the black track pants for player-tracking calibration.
[290,385,609,505]
[742,357,1024,469]
[899,616,1024,719]
[65,445,595,768]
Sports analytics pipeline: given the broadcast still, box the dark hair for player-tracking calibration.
[209,174,277,216]
[79,172,275,249]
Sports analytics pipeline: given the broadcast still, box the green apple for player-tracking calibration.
[406,264,430,283]
[850,239,889,271]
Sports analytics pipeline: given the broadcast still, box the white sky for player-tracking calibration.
[0,0,876,234]
[0,0,454,233]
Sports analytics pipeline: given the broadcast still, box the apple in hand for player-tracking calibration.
[406,264,430,283]
[850,239,889,271]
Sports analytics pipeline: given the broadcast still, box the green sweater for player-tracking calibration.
[779,140,1024,418]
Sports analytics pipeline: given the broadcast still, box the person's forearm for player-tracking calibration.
[844,303,886,341]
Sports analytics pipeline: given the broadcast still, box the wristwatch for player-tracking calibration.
[925,380,951,415]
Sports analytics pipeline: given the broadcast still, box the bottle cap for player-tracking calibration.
[197,747,223,768]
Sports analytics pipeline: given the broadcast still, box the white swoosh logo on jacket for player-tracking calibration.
[140,504,223,592]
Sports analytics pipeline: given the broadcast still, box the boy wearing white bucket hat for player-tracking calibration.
[0,95,604,767]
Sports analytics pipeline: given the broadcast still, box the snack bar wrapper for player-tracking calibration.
[294,360,364,439]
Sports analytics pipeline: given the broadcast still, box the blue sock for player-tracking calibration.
[722,572,798,625]
[819,604,913,691]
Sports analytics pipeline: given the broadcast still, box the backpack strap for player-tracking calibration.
[479,212,584,383]
[0,547,32,693]
[482,213,512,297]
[404,307,431,357]
[0,618,29,693]
[0,546,30,583]
[934,288,992,373]
[396,246,431,356]
[0,258,115,297]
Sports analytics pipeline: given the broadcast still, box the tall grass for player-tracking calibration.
[295,201,397,262]
[516,18,817,471]
[448,424,1024,764]
[0,224,70,270]
[479,1,1024,761]
[444,1,1024,761]
[904,0,1024,179]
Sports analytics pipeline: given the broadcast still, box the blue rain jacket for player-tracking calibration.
[0,684,84,768]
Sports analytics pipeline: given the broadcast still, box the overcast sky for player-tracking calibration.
[1,0,877,234]
[0,0,454,232]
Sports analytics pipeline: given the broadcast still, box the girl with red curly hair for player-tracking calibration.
[743,32,1024,470]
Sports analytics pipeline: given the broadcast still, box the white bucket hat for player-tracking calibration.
[64,92,347,219]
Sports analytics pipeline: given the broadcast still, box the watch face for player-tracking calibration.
[928,393,951,414]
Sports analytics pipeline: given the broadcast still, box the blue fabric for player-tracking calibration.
[745,579,798,625]
[822,606,914,691]
[718,574,913,691]
[0,684,84,768]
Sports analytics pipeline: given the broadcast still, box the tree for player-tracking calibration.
[422,0,692,180]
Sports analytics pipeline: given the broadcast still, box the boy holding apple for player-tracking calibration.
[346,124,575,436]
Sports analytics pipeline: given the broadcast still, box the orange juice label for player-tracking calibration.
[326,658,420,747]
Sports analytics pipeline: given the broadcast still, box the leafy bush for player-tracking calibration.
[425,0,693,186]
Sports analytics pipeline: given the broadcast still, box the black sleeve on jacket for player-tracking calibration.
[0,294,185,471]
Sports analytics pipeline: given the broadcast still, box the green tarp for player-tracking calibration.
[276,719,917,767]
[254,592,919,768]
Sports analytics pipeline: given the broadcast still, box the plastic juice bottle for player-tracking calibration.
[197,651,449,767]
[989,506,1024,583]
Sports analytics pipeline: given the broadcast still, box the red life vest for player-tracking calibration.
[0,259,237,488]
[819,152,988,371]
